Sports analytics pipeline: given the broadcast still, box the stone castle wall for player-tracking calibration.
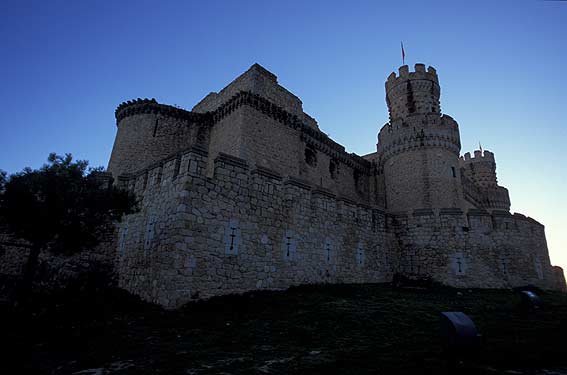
[390,209,554,289]
[115,147,395,308]
[1,63,563,305]
[109,65,371,204]
[115,146,555,308]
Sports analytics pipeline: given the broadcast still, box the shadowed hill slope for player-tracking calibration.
[1,283,567,374]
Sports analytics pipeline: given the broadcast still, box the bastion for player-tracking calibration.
[103,63,565,308]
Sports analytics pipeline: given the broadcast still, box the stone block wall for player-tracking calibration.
[377,114,464,211]
[116,147,396,308]
[389,209,555,289]
[104,62,564,308]
[192,63,318,129]
[115,146,560,308]
[108,99,210,177]
[385,64,441,121]
[195,91,372,203]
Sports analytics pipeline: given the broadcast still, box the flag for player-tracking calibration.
[479,142,483,153]
[401,42,405,65]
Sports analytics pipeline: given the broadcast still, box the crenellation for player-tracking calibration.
[414,63,426,73]
[72,61,565,308]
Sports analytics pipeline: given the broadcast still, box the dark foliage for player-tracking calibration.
[0,169,6,193]
[0,153,137,255]
[0,154,138,297]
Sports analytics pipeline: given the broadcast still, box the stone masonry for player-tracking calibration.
[104,63,565,308]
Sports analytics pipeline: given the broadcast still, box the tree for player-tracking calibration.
[0,153,137,295]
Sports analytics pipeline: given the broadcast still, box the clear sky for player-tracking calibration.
[1,0,566,274]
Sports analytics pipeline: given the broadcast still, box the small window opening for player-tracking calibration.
[305,145,317,167]
[451,166,456,178]
[353,169,365,194]
[196,127,207,144]
[152,118,159,137]
[329,159,339,179]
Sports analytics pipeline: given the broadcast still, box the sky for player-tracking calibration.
[1,0,566,273]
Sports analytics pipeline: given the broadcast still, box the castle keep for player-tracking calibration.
[108,63,565,308]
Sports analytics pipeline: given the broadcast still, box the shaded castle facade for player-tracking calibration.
[108,63,565,308]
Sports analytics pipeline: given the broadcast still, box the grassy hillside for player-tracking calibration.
[1,283,567,374]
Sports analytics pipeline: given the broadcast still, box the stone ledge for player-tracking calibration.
[492,210,512,217]
[388,211,409,219]
[251,166,283,181]
[413,209,435,217]
[214,153,249,170]
[357,202,372,210]
[283,177,312,190]
[189,144,209,157]
[372,208,386,215]
[467,209,490,216]
[338,196,358,206]
[439,208,464,216]
[312,188,336,199]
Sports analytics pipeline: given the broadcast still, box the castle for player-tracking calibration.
[107,63,566,308]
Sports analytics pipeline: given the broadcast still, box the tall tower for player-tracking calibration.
[377,64,464,212]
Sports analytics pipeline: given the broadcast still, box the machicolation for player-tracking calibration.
[3,62,560,308]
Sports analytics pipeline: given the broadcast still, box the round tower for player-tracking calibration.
[459,150,497,188]
[107,99,209,177]
[385,63,441,121]
[377,64,464,212]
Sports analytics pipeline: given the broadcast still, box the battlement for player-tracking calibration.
[102,62,564,307]
[191,63,305,118]
[459,148,500,191]
[117,145,373,208]
[377,114,461,161]
[460,149,495,163]
[115,98,210,124]
[386,207,543,230]
[385,64,441,121]
[385,64,439,93]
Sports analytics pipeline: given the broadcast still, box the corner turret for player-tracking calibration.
[459,149,497,188]
[459,149,510,211]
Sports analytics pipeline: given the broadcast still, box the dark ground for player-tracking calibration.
[1,282,567,375]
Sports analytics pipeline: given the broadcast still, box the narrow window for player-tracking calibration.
[152,118,159,137]
[305,145,317,167]
[329,159,339,179]
[196,127,207,144]
[451,166,456,178]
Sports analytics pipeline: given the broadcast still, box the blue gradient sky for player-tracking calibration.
[1,0,566,272]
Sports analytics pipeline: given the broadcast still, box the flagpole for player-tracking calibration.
[401,42,405,65]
